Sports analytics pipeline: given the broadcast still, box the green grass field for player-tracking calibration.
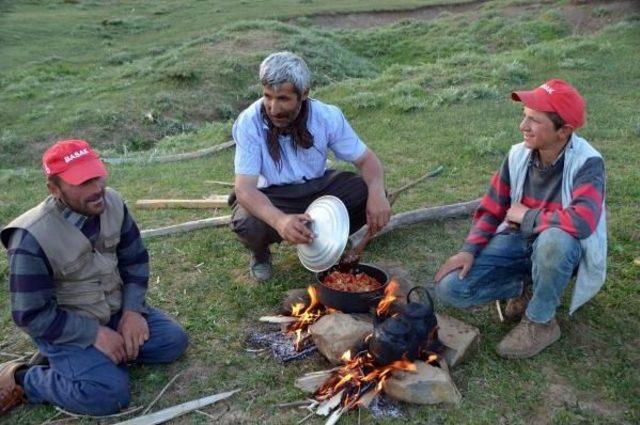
[1,0,639,423]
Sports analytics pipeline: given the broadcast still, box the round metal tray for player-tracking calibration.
[297,195,349,272]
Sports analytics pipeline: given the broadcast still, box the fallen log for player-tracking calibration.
[113,389,239,425]
[135,196,228,210]
[350,198,481,247]
[140,215,231,239]
[139,200,479,240]
[104,140,235,165]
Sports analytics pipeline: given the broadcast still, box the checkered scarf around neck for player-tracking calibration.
[261,99,314,171]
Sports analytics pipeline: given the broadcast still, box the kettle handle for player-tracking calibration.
[406,286,434,310]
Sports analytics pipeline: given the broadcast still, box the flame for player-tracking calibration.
[376,278,400,317]
[287,286,326,351]
[340,350,352,362]
[315,350,422,412]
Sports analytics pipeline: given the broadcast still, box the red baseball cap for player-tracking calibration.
[42,139,107,185]
[511,79,586,129]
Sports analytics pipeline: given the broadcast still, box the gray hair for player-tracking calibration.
[259,51,311,95]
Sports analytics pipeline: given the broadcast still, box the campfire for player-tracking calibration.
[253,264,473,422]
[270,276,451,421]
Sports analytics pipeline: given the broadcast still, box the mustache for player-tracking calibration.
[85,191,104,203]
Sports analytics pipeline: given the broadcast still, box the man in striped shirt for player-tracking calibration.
[0,140,188,416]
[434,80,606,359]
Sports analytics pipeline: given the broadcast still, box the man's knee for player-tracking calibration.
[158,323,189,363]
[231,212,268,237]
[534,228,581,268]
[435,273,476,309]
[67,371,130,415]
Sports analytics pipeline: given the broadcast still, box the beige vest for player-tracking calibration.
[1,188,125,324]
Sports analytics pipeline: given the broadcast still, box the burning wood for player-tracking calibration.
[305,348,442,419]
[286,286,329,351]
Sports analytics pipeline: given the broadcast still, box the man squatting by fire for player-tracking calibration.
[0,140,188,415]
[434,79,606,359]
[230,51,392,281]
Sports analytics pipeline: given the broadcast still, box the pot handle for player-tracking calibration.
[407,286,434,310]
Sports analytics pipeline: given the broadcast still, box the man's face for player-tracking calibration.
[262,82,308,128]
[519,106,569,151]
[47,176,107,216]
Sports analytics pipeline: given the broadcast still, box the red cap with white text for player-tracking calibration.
[42,139,107,185]
[511,79,586,129]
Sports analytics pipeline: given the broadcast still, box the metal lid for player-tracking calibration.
[297,195,349,272]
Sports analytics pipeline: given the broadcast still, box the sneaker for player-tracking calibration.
[496,316,561,359]
[250,253,272,282]
[0,361,26,414]
[504,285,532,322]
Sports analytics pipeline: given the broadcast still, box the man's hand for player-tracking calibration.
[366,190,391,235]
[94,326,126,364]
[117,310,150,361]
[506,202,529,226]
[275,213,314,244]
[434,252,475,283]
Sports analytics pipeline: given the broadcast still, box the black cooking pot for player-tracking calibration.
[315,263,389,313]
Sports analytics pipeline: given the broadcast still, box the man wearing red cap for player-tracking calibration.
[0,140,188,416]
[434,79,606,358]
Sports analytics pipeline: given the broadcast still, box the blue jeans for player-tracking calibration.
[22,307,189,415]
[436,228,581,323]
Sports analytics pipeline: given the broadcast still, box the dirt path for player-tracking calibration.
[301,0,639,34]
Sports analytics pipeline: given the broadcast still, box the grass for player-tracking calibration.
[1,0,639,424]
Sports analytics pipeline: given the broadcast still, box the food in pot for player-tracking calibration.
[322,270,382,292]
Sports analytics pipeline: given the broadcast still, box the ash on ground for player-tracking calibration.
[245,330,317,363]
[369,394,405,419]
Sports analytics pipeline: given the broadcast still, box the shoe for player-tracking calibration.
[250,253,272,282]
[496,316,561,359]
[0,361,26,414]
[504,285,532,322]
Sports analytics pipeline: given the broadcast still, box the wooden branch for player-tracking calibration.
[350,199,481,247]
[259,315,298,324]
[204,180,234,187]
[325,406,345,425]
[295,369,337,394]
[103,140,235,165]
[113,389,240,425]
[139,198,479,241]
[275,400,314,408]
[140,215,231,239]
[135,196,228,210]
[142,373,181,415]
[387,166,444,206]
[316,390,344,416]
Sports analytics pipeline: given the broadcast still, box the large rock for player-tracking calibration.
[309,312,373,364]
[436,313,480,368]
[383,362,461,405]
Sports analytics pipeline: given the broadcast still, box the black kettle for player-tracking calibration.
[369,286,439,366]
[402,286,438,358]
[368,315,413,366]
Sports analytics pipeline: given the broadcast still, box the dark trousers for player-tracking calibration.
[230,170,368,261]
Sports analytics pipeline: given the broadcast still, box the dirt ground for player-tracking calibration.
[303,0,639,34]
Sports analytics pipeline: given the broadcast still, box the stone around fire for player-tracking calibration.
[309,312,373,364]
[383,362,462,405]
[436,313,480,368]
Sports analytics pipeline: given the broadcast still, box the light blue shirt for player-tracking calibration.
[233,98,367,188]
